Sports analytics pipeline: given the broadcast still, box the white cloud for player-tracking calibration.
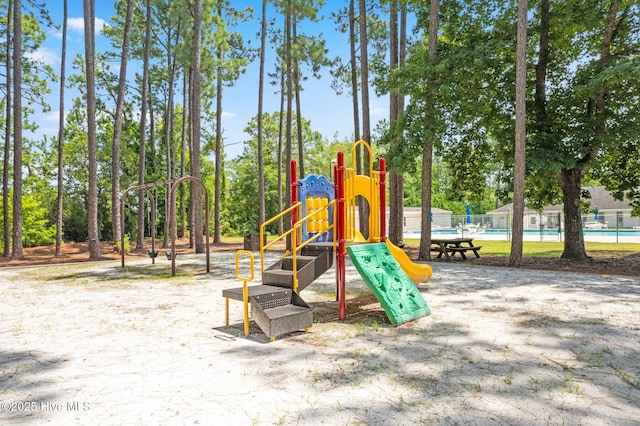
[67,18,85,34]
[222,111,235,118]
[48,28,63,40]
[370,105,388,117]
[44,110,61,122]
[67,17,106,36]
[25,47,60,66]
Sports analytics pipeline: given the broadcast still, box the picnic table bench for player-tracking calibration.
[431,238,482,261]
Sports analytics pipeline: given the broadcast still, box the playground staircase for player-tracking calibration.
[223,243,333,340]
[263,243,333,292]
[249,288,312,340]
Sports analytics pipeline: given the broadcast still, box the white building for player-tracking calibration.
[397,207,452,233]
[487,186,640,230]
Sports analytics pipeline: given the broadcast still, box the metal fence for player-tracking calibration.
[404,212,640,243]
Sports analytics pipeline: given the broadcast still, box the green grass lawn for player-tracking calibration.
[221,236,639,258]
[402,238,640,257]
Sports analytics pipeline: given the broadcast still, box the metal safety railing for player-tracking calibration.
[259,200,336,292]
[232,250,254,336]
[290,200,337,292]
[260,202,302,273]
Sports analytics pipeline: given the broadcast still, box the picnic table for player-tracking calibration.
[431,237,482,261]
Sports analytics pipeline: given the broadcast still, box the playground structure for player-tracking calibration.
[119,176,211,276]
[119,181,164,267]
[223,140,432,340]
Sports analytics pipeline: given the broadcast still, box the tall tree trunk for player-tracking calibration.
[293,18,305,178]
[534,0,549,125]
[285,9,293,214]
[358,0,370,238]
[174,72,191,238]
[191,0,204,253]
[398,3,406,235]
[418,0,439,261]
[214,77,223,243]
[257,0,267,229]
[277,75,285,235]
[214,3,223,244]
[509,0,528,268]
[419,143,433,260]
[389,0,398,241]
[149,84,156,173]
[56,0,68,256]
[589,2,617,165]
[349,0,360,141]
[189,72,195,249]
[3,0,12,258]
[295,90,305,178]
[558,169,587,259]
[557,2,618,260]
[388,0,404,246]
[84,0,100,258]
[11,0,24,259]
[148,92,156,242]
[111,0,133,253]
[179,75,188,239]
[163,43,177,248]
[358,0,370,141]
[136,0,152,251]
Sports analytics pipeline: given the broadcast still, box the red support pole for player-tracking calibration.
[335,152,346,321]
[333,163,339,302]
[379,158,387,242]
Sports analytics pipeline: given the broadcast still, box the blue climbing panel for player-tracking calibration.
[298,174,335,243]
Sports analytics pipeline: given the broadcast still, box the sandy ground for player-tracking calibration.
[1,252,639,425]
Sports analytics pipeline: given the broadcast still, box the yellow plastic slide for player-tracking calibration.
[385,239,433,285]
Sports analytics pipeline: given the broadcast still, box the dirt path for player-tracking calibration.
[1,253,639,425]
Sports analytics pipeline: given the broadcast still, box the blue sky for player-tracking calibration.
[33,0,390,159]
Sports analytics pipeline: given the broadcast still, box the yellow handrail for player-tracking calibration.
[260,202,302,273]
[234,250,254,337]
[260,199,336,293]
[290,200,337,292]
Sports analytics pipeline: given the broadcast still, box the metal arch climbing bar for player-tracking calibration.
[168,176,211,276]
[119,181,169,268]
